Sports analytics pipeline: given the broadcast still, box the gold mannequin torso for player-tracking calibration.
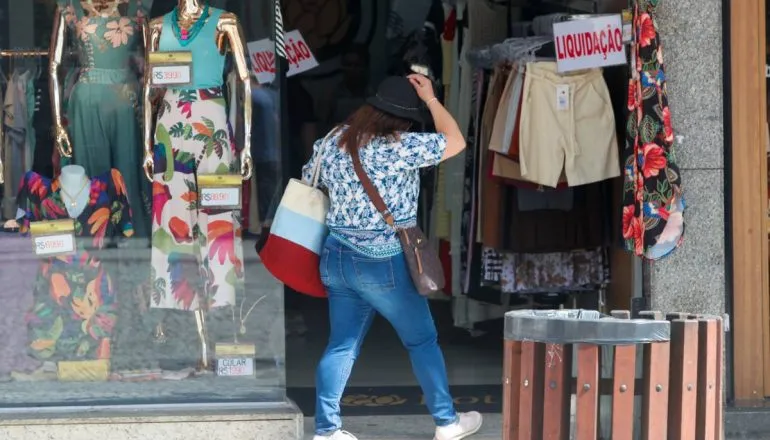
[140,0,253,181]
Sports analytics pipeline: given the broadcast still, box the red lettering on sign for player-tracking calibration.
[251,51,276,75]
[555,24,624,61]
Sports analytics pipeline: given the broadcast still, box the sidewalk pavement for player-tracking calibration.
[303,414,501,439]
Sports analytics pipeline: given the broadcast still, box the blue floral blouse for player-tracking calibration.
[302,128,447,258]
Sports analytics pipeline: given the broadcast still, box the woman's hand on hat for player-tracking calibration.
[407,74,436,103]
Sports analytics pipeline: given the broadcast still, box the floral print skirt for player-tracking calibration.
[150,88,243,311]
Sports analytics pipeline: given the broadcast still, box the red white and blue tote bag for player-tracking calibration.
[259,133,331,297]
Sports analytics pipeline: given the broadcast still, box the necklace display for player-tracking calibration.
[60,178,90,209]
[231,295,267,343]
[171,4,211,46]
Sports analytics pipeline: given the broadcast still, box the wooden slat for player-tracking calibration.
[542,343,572,440]
[575,344,599,440]
[716,319,724,440]
[611,344,637,440]
[696,319,718,440]
[517,341,544,439]
[503,340,522,440]
[668,320,699,440]
[642,340,670,440]
[731,0,770,400]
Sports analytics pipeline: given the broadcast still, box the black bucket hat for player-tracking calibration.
[366,76,428,124]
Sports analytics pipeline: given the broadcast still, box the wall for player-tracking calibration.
[646,0,726,317]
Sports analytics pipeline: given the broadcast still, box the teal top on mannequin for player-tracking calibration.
[57,0,152,83]
[158,6,226,90]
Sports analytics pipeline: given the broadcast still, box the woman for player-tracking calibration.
[302,74,482,440]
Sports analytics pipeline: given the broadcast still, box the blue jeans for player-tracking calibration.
[315,235,458,435]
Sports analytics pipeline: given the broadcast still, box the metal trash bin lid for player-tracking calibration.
[504,309,670,345]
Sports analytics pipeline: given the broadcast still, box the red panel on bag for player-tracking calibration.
[259,234,328,298]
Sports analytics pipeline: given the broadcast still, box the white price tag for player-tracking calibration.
[151,65,192,86]
[34,233,76,256]
[216,358,255,377]
[200,187,241,209]
[556,85,570,111]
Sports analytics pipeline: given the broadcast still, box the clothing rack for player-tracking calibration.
[0,49,50,58]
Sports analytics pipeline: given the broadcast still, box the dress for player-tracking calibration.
[16,170,134,362]
[58,0,151,238]
[150,7,243,311]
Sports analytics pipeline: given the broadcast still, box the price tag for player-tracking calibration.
[149,51,193,87]
[30,219,76,257]
[216,358,255,377]
[622,9,633,44]
[556,85,570,111]
[197,174,242,210]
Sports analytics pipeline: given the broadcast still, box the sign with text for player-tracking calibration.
[217,358,255,377]
[148,51,193,87]
[30,219,77,257]
[247,30,319,84]
[553,15,627,73]
[197,174,242,210]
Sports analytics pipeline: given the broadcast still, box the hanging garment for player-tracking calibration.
[501,183,609,254]
[500,248,606,294]
[16,170,134,362]
[518,62,620,188]
[150,7,243,311]
[58,0,151,238]
[2,70,34,222]
[622,1,684,260]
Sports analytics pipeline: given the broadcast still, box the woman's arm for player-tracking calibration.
[408,74,466,161]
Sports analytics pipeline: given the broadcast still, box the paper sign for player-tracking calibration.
[200,187,241,208]
[553,15,627,73]
[34,233,76,256]
[152,65,192,86]
[247,29,319,84]
[217,358,255,377]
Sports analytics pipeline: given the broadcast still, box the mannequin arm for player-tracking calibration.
[218,13,253,181]
[141,17,164,182]
[49,6,72,158]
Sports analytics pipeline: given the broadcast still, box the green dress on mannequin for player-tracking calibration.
[57,0,152,237]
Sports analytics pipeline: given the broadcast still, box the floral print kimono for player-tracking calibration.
[57,0,151,237]
[17,170,134,362]
[622,0,685,260]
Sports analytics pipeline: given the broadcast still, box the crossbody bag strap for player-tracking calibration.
[349,147,396,227]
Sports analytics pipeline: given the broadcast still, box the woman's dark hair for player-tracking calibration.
[337,104,413,153]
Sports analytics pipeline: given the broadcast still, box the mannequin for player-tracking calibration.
[142,0,253,369]
[58,165,91,219]
[49,0,152,237]
[16,165,134,365]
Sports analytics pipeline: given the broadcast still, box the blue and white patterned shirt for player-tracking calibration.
[301,128,447,258]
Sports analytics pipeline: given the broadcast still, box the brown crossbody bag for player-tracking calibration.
[349,148,445,296]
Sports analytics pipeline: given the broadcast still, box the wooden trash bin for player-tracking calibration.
[502,309,724,440]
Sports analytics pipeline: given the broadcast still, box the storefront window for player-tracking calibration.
[0,0,284,408]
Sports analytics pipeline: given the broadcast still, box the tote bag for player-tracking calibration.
[258,133,332,298]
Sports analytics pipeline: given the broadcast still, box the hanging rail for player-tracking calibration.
[0,49,50,57]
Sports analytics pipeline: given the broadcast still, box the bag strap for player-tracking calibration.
[349,147,395,227]
[308,129,336,188]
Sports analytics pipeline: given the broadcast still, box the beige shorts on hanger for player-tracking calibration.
[518,62,620,188]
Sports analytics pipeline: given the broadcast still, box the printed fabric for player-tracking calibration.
[16,170,134,362]
[301,128,447,258]
[622,0,685,260]
[150,87,243,311]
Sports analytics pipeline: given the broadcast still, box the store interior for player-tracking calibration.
[282,0,645,416]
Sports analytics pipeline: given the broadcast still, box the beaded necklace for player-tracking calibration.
[171,4,210,46]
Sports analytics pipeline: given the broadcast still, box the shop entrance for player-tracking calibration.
[280,0,641,420]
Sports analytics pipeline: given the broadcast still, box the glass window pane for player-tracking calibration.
[0,0,284,408]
